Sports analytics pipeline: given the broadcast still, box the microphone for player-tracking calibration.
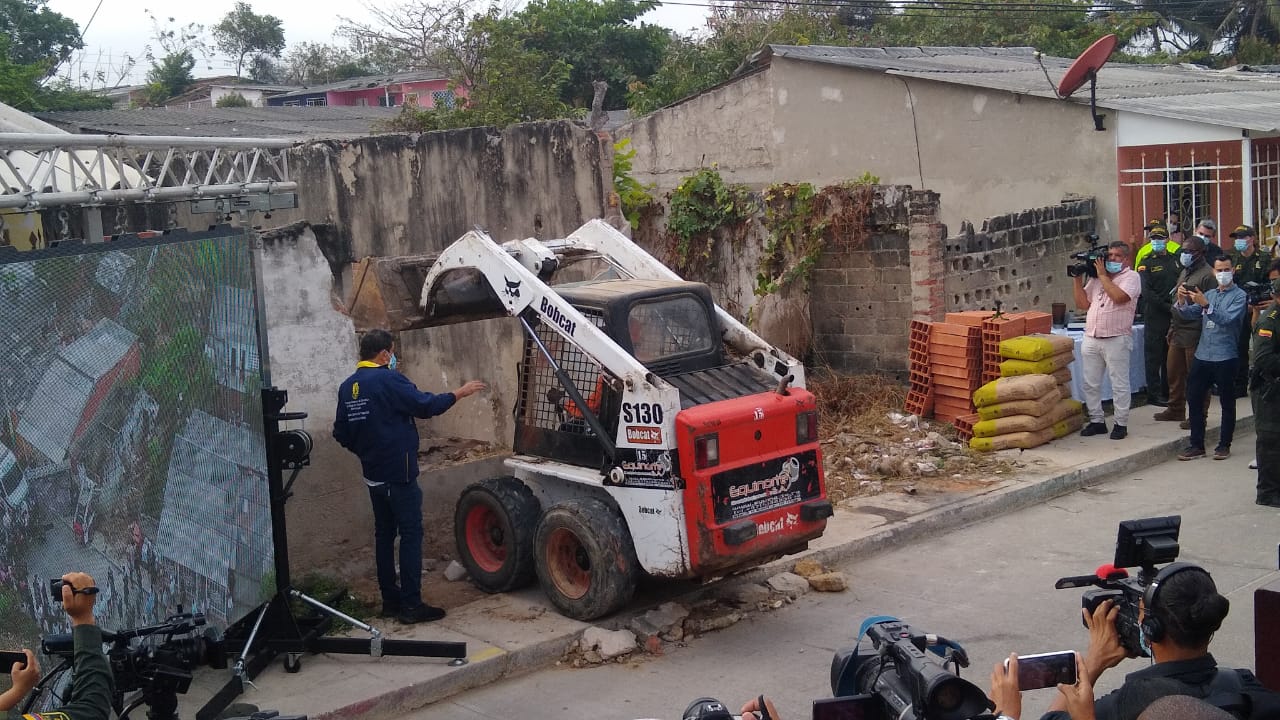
[1054,564,1129,589]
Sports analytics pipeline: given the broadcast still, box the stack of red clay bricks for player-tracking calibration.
[905,320,934,417]
[981,312,1054,383]
[930,312,986,422]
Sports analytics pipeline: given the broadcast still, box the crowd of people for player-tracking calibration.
[1072,214,1280,507]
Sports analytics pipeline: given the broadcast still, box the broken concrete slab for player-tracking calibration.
[766,572,811,598]
[581,627,636,661]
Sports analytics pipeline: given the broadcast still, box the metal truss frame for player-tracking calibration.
[0,133,298,210]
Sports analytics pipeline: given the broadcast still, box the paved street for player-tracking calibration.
[409,432,1278,720]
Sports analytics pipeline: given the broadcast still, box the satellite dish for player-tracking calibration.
[1056,34,1118,131]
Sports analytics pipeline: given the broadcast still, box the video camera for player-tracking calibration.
[1067,235,1106,279]
[1054,515,1181,658]
[40,608,226,720]
[1245,281,1274,307]
[827,617,994,720]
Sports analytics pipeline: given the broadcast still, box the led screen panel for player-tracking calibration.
[0,227,273,659]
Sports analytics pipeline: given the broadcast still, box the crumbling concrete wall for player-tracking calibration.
[943,198,1096,314]
[633,185,940,376]
[244,121,610,567]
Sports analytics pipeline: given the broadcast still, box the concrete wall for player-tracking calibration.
[619,59,1122,245]
[239,121,610,567]
[942,198,1096,314]
[633,184,940,376]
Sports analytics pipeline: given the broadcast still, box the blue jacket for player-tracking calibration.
[333,363,457,485]
[1175,284,1247,362]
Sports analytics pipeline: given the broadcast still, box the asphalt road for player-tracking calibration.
[408,432,1279,720]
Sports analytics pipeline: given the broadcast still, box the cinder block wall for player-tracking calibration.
[942,198,1097,313]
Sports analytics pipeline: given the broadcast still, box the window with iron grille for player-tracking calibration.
[518,309,611,435]
[431,90,456,110]
[305,97,326,106]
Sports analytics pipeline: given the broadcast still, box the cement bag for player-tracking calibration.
[1000,349,1075,377]
[1000,333,1076,362]
[1058,382,1074,400]
[972,398,1083,438]
[970,428,1052,452]
[1051,367,1073,384]
[1049,412,1085,439]
[972,374,1057,408]
[977,388,1061,421]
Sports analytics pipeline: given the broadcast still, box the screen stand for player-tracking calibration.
[195,387,467,720]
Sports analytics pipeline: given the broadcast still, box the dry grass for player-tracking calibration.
[808,372,1013,504]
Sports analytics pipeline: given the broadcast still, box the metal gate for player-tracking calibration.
[1118,142,1243,243]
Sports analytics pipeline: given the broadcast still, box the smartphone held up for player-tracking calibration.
[1006,651,1078,690]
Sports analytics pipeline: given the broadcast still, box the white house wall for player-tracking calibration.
[1115,111,1241,147]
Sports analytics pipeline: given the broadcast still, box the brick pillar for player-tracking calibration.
[908,190,946,321]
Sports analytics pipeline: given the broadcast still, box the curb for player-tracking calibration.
[303,415,1256,719]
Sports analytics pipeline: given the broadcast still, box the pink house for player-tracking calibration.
[267,70,465,109]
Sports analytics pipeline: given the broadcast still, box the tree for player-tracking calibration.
[144,50,195,106]
[337,0,486,85]
[0,0,82,75]
[216,92,251,107]
[282,41,374,84]
[213,2,287,77]
[0,35,111,110]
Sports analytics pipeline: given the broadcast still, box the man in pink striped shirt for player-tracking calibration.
[1073,241,1143,440]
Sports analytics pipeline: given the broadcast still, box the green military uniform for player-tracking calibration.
[1230,229,1273,396]
[1138,246,1181,402]
[1253,299,1280,506]
[22,625,114,720]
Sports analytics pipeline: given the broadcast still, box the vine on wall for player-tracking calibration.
[755,173,879,296]
[664,167,755,276]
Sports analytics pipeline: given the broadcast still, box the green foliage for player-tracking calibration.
[502,0,670,109]
[756,175,878,296]
[293,572,374,632]
[213,2,287,77]
[666,167,755,272]
[144,51,196,106]
[141,324,216,418]
[215,92,252,108]
[0,0,82,73]
[612,138,654,230]
[283,42,373,85]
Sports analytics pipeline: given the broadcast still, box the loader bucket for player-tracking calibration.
[346,254,507,332]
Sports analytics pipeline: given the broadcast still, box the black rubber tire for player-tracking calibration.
[533,497,638,620]
[454,477,541,593]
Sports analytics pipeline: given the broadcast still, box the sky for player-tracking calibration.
[45,0,712,86]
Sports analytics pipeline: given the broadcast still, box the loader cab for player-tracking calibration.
[514,280,722,467]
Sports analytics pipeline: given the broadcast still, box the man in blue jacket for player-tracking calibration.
[1175,257,1247,462]
[334,329,486,624]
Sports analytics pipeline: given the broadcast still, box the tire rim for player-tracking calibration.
[545,527,591,599]
[464,503,507,573]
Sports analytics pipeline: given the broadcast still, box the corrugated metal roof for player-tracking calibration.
[34,106,400,139]
[16,319,136,463]
[155,410,271,586]
[766,45,1280,132]
[270,69,449,99]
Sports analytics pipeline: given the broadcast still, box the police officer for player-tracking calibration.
[1230,225,1273,397]
[1251,260,1280,508]
[1138,226,1179,405]
[1,572,114,720]
[1134,218,1181,269]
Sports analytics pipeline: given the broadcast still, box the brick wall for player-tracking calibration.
[943,198,1096,313]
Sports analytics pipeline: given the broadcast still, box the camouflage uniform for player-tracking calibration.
[1252,300,1280,506]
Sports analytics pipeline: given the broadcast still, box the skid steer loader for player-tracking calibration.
[346,220,832,620]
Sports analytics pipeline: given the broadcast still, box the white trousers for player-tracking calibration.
[1081,334,1134,425]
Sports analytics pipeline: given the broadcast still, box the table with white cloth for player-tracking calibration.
[1050,325,1147,403]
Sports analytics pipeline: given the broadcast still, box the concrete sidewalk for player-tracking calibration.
[181,401,1258,720]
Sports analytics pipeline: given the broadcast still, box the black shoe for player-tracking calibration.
[1110,425,1127,440]
[1080,422,1108,437]
[379,603,401,618]
[398,604,446,624]
[1178,446,1206,461]
[1148,396,1168,407]
[1257,496,1280,508]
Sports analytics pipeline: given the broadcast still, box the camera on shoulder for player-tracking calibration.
[1054,515,1183,658]
[1067,234,1106,279]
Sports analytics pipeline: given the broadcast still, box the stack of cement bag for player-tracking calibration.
[996,333,1077,401]
[969,373,1084,451]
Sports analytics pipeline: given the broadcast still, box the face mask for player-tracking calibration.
[1180,252,1195,268]
[1151,240,1167,253]
[1169,222,1179,232]
[1235,238,1249,253]
[388,353,398,371]
[1216,271,1234,286]
[1105,261,1123,274]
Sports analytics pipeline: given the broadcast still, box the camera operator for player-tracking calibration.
[1072,241,1142,440]
[1018,567,1277,720]
[1229,226,1272,398]
[1250,258,1280,507]
[15,572,114,720]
